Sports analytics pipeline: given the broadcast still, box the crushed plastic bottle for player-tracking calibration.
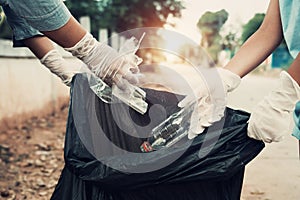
[140,102,195,152]
[88,33,148,114]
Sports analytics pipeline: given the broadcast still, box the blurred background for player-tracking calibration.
[0,0,299,199]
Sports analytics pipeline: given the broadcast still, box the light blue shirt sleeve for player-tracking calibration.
[292,101,300,140]
[279,0,300,140]
[279,0,300,59]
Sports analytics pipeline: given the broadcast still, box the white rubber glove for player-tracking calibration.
[40,49,80,86]
[248,71,300,143]
[64,32,140,89]
[178,67,241,139]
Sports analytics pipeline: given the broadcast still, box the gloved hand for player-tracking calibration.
[64,32,140,89]
[248,71,300,143]
[178,67,241,139]
[40,49,80,86]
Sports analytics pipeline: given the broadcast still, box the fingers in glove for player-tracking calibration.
[118,63,140,84]
[188,129,205,140]
[178,95,194,108]
[188,103,206,138]
[130,65,140,74]
[198,97,214,125]
[188,107,205,139]
[111,74,129,91]
[108,58,140,84]
[103,57,125,81]
[190,113,211,134]
[247,109,285,143]
[248,123,273,143]
[123,72,144,85]
[207,102,226,124]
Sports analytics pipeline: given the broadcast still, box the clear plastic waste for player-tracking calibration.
[140,102,195,152]
[88,33,148,114]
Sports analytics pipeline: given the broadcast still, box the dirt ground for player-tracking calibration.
[0,66,299,200]
[0,107,67,200]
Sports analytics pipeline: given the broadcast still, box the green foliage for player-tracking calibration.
[0,7,4,25]
[0,8,13,40]
[197,9,229,63]
[197,9,228,34]
[65,0,184,36]
[221,31,240,58]
[241,13,265,43]
[0,19,13,40]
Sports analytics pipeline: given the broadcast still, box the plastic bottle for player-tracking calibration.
[140,102,194,152]
[88,33,148,114]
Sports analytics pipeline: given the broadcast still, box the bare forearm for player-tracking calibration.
[224,0,283,78]
[42,17,86,48]
[224,29,282,77]
[24,17,86,57]
[23,36,55,59]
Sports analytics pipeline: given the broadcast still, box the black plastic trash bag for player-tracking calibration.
[51,73,264,200]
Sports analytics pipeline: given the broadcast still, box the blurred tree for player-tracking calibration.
[0,20,12,40]
[66,0,184,64]
[0,7,13,40]
[197,9,228,63]
[0,7,4,25]
[65,0,110,37]
[65,0,184,36]
[241,13,265,43]
[221,31,240,58]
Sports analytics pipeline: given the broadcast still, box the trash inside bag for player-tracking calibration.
[51,73,264,200]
